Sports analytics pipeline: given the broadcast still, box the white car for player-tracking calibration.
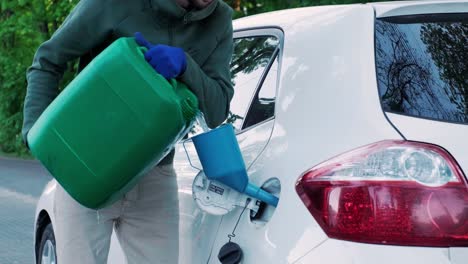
[34,1,468,263]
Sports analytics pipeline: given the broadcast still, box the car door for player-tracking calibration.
[174,28,283,263]
[204,28,283,263]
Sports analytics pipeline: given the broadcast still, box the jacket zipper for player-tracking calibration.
[169,26,174,46]
[183,12,191,25]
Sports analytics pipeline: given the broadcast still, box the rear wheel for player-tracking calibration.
[38,223,57,264]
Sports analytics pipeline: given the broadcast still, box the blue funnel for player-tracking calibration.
[191,124,279,207]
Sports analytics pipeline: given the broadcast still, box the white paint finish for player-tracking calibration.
[108,232,126,264]
[274,3,402,172]
[387,113,468,176]
[373,0,468,18]
[236,121,275,169]
[35,181,127,264]
[209,5,405,263]
[167,121,275,263]
[35,1,468,263]
[173,147,223,264]
[233,0,468,33]
[34,180,57,255]
[208,128,329,263]
[450,247,468,264]
[34,157,220,264]
[233,5,360,32]
[33,120,275,264]
[296,239,453,264]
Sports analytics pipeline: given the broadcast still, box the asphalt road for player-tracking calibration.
[0,157,52,264]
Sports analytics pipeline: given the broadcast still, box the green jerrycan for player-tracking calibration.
[27,37,199,209]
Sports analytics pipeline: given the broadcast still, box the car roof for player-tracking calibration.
[233,4,357,30]
[371,0,468,17]
[232,0,468,31]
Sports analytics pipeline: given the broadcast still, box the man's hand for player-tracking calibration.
[135,32,187,79]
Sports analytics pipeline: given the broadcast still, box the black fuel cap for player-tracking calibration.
[218,242,243,264]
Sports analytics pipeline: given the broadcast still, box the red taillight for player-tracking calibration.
[296,140,468,247]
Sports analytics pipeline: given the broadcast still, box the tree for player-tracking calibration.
[375,21,432,113]
[0,0,78,156]
[421,23,468,116]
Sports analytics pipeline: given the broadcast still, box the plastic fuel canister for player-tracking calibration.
[27,37,198,209]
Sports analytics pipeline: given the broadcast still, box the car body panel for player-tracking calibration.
[450,247,468,264]
[34,181,57,262]
[34,121,276,264]
[384,113,468,263]
[34,177,128,264]
[175,116,275,262]
[372,0,468,18]
[172,147,222,264]
[233,4,366,32]
[386,113,468,177]
[34,1,468,263]
[208,5,405,263]
[296,239,452,264]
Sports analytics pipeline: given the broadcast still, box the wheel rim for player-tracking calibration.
[41,240,56,264]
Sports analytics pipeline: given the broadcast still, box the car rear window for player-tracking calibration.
[375,14,468,124]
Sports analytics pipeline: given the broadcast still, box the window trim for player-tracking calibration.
[373,17,406,139]
[378,13,468,24]
[233,26,284,40]
[242,49,280,130]
[231,27,284,132]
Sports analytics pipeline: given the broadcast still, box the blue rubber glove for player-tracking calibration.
[134,32,187,79]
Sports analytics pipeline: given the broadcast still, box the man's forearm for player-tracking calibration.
[22,68,63,142]
[179,24,234,128]
[180,55,233,128]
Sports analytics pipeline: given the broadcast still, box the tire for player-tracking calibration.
[37,223,57,264]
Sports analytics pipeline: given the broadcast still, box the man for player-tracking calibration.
[22,0,234,263]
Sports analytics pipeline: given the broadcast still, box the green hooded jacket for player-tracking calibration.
[22,0,234,165]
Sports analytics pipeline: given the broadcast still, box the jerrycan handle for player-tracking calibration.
[136,40,198,121]
[137,45,180,90]
[138,46,148,56]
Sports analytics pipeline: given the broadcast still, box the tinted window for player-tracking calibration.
[243,55,278,129]
[225,36,279,130]
[375,15,468,124]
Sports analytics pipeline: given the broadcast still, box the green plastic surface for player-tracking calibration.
[27,37,198,209]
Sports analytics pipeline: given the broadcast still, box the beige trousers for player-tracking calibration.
[53,164,179,264]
